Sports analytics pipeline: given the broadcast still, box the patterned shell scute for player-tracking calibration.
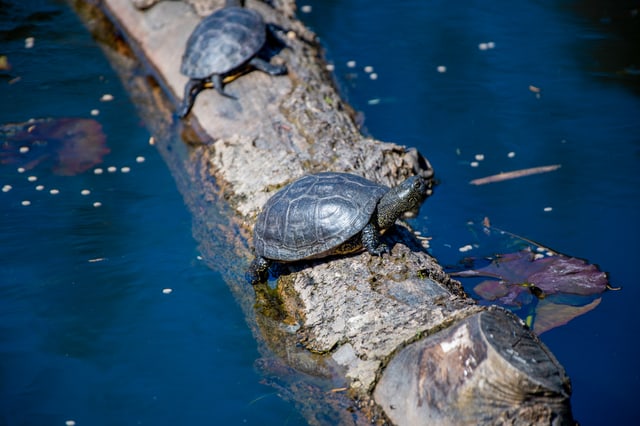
[180,7,266,78]
[254,173,389,261]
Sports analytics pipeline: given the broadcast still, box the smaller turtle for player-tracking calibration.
[178,0,287,117]
[246,172,432,285]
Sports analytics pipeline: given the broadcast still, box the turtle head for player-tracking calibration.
[376,176,432,229]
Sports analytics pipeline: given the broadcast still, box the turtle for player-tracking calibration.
[246,172,432,285]
[177,0,287,117]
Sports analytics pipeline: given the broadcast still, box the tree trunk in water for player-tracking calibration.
[70,0,575,424]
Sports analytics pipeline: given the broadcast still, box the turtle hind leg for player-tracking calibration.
[246,256,271,285]
[249,57,287,76]
[361,222,389,256]
[178,78,207,118]
[211,74,237,100]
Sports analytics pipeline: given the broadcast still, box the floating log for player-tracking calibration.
[70,0,575,423]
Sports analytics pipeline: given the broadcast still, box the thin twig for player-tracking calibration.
[470,164,561,185]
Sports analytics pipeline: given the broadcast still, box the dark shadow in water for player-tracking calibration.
[563,0,640,94]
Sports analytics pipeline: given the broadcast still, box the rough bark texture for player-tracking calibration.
[73,0,575,424]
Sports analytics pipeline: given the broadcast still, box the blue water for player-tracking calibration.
[1,0,638,425]
[302,0,639,424]
[0,1,302,425]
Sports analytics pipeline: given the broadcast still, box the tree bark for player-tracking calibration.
[71,0,575,424]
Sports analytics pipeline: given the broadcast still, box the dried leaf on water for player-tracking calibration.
[0,117,109,175]
[450,222,612,334]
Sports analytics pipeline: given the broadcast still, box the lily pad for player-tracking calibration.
[0,117,109,175]
[449,222,612,333]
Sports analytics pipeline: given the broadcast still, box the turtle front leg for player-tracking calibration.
[249,57,287,76]
[361,222,389,256]
[246,256,271,285]
[178,78,206,118]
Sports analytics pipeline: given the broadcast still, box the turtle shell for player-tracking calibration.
[254,172,389,262]
[180,6,266,78]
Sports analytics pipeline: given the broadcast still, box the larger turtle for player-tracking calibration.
[178,0,287,117]
[246,172,432,285]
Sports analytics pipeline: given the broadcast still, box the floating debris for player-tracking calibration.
[93,201,102,208]
[107,166,117,173]
[0,117,109,175]
[80,189,91,196]
[459,244,473,252]
[346,60,356,68]
[94,168,104,175]
[364,65,374,73]
[27,175,37,182]
[470,164,561,185]
[0,55,10,71]
[121,166,131,173]
[543,206,553,212]
[478,41,495,50]
[300,5,312,13]
[90,109,100,116]
[2,184,12,192]
[49,189,60,195]
[148,136,155,146]
[100,93,114,102]
[507,151,516,158]
[325,64,335,72]
[369,73,378,80]
[474,154,485,161]
[162,288,173,294]
[436,65,447,73]
[21,200,31,206]
[135,156,145,163]
[65,420,76,426]
[35,185,44,191]
[24,37,35,49]
[470,161,479,167]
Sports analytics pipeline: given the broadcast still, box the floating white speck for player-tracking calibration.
[107,166,117,173]
[19,146,29,154]
[346,60,356,68]
[21,200,31,206]
[507,151,516,158]
[533,253,545,260]
[17,167,25,173]
[300,4,312,13]
[470,161,479,167]
[364,65,374,73]
[148,136,155,146]
[536,246,546,252]
[367,98,381,105]
[49,189,60,195]
[90,109,100,116]
[543,206,553,212]
[478,42,489,50]
[474,154,485,161]
[459,244,473,253]
[120,166,131,173]
[65,420,76,426]
[81,189,91,196]
[196,255,203,260]
[27,175,37,182]
[162,288,173,294]
[487,41,495,49]
[369,73,378,80]
[25,37,34,49]
[437,65,447,73]
[2,185,12,192]
[93,201,102,208]
[325,64,335,72]
[135,156,145,163]
[100,93,114,102]
[35,185,44,191]
[94,168,104,174]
